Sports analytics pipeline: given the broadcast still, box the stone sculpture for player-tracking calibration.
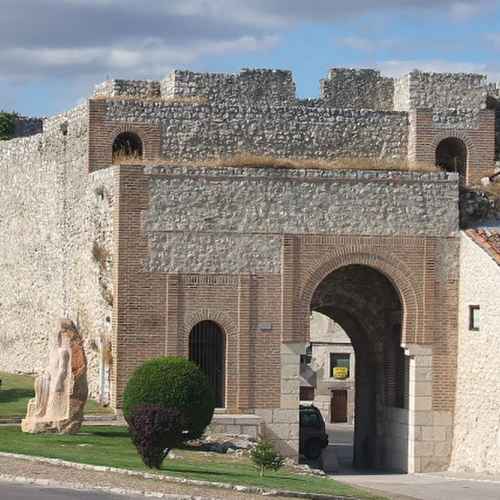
[22,319,88,434]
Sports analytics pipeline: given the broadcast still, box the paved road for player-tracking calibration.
[0,482,144,500]
[336,472,500,500]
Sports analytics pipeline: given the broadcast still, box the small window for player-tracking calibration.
[112,131,143,163]
[469,305,480,331]
[300,344,312,365]
[330,353,350,378]
[300,386,315,401]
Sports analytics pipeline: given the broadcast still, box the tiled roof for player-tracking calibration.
[466,228,500,266]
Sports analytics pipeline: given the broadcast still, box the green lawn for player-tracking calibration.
[0,372,113,419]
[0,426,384,498]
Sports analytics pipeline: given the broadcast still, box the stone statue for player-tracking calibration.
[22,319,88,434]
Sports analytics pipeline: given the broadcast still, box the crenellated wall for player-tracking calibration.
[320,68,394,110]
[394,71,494,113]
[88,97,409,169]
[161,69,296,105]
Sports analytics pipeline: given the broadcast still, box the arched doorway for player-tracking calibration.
[435,137,467,179]
[189,321,225,408]
[112,131,143,162]
[310,264,407,470]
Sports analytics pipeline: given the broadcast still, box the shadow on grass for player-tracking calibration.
[0,388,33,404]
[90,430,130,439]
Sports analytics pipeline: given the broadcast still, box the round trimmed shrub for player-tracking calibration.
[123,357,215,439]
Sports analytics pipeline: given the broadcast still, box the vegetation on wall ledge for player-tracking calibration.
[0,111,17,140]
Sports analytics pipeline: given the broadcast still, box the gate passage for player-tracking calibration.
[189,321,225,408]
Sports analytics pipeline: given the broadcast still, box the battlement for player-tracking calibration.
[394,70,495,112]
[161,68,296,105]
[91,67,499,114]
[320,68,394,110]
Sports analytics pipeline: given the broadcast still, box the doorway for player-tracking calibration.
[331,390,348,423]
[189,320,225,407]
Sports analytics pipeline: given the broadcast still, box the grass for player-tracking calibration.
[0,425,384,498]
[112,152,440,173]
[0,371,113,419]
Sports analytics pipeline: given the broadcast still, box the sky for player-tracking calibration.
[1,0,500,117]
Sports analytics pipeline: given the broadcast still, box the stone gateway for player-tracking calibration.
[1,66,500,473]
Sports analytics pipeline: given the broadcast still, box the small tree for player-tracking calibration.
[250,440,285,477]
[0,112,16,141]
[126,405,183,469]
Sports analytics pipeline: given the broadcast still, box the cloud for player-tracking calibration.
[0,0,492,81]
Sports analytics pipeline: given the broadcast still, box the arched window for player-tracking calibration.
[189,321,225,407]
[112,132,143,163]
[435,137,467,179]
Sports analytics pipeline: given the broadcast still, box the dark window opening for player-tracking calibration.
[300,344,313,365]
[330,353,350,378]
[112,132,143,163]
[435,137,467,180]
[469,305,480,331]
[300,386,315,401]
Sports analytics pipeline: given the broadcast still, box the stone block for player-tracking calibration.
[282,379,299,395]
[242,425,258,439]
[412,411,433,426]
[280,395,299,409]
[434,441,452,457]
[281,343,307,356]
[225,425,242,434]
[282,364,300,378]
[414,382,432,396]
[414,441,435,457]
[253,409,273,423]
[413,396,432,411]
[272,409,299,424]
[433,411,453,427]
[231,415,262,425]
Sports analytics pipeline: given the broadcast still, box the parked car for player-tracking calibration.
[299,404,329,459]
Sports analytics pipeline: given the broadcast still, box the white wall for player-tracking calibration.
[451,232,500,473]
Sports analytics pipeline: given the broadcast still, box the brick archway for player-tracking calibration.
[297,251,421,346]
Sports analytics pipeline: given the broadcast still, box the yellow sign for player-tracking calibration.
[333,367,349,379]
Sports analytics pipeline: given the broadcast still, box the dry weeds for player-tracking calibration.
[111,152,440,173]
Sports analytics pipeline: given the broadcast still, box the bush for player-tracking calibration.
[0,112,16,141]
[123,357,215,440]
[250,440,285,477]
[127,405,183,468]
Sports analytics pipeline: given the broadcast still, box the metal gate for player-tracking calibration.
[189,321,225,408]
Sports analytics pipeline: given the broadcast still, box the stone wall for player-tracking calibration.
[0,105,113,399]
[95,100,408,164]
[394,71,493,112]
[142,166,458,275]
[320,68,394,110]
[450,232,500,473]
[161,69,296,105]
[93,80,161,99]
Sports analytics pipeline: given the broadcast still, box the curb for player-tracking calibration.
[0,472,219,499]
[0,415,119,425]
[0,452,360,500]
